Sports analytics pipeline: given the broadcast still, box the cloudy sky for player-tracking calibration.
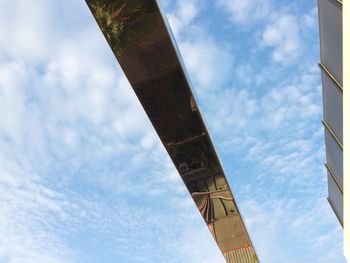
[0,0,346,262]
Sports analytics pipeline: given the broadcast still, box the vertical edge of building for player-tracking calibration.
[343,0,349,260]
[318,0,343,225]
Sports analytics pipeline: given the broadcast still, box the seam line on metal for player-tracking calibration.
[325,163,343,194]
[330,0,343,5]
[192,189,230,195]
[167,132,206,147]
[327,197,343,227]
[318,63,343,92]
[322,120,343,150]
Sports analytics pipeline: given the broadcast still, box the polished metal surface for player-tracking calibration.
[318,0,343,226]
[321,68,343,145]
[318,0,342,85]
[85,0,258,262]
[325,163,343,193]
[324,126,343,190]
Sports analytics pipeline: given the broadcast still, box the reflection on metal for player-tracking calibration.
[327,197,344,226]
[322,120,343,150]
[85,0,258,262]
[319,63,343,92]
[224,246,257,263]
[167,132,206,147]
[325,163,343,194]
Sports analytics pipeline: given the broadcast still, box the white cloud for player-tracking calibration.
[0,62,28,144]
[0,153,75,263]
[262,14,301,63]
[167,0,198,37]
[166,0,234,92]
[302,6,318,30]
[206,65,321,139]
[217,0,270,26]
[178,39,233,91]
[0,0,53,63]
[242,197,344,263]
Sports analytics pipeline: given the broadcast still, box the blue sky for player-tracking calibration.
[0,0,346,262]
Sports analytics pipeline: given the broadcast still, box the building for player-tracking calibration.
[318,0,343,226]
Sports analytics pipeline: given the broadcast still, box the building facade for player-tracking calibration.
[318,0,343,225]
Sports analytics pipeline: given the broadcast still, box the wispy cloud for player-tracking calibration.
[262,14,301,63]
[167,0,234,93]
[0,150,76,263]
[302,7,319,30]
[216,0,271,26]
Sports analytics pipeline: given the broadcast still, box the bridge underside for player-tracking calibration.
[85,1,258,262]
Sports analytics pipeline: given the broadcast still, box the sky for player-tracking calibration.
[0,0,346,262]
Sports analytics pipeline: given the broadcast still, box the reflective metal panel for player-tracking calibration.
[85,1,258,262]
[322,71,343,143]
[318,0,343,85]
[328,172,343,225]
[325,128,343,189]
[318,0,343,226]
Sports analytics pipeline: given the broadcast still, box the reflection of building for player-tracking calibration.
[318,0,343,225]
[85,0,259,262]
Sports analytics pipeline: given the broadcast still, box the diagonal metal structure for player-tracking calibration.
[85,1,258,262]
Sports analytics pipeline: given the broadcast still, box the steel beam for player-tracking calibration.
[85,1,258,262]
